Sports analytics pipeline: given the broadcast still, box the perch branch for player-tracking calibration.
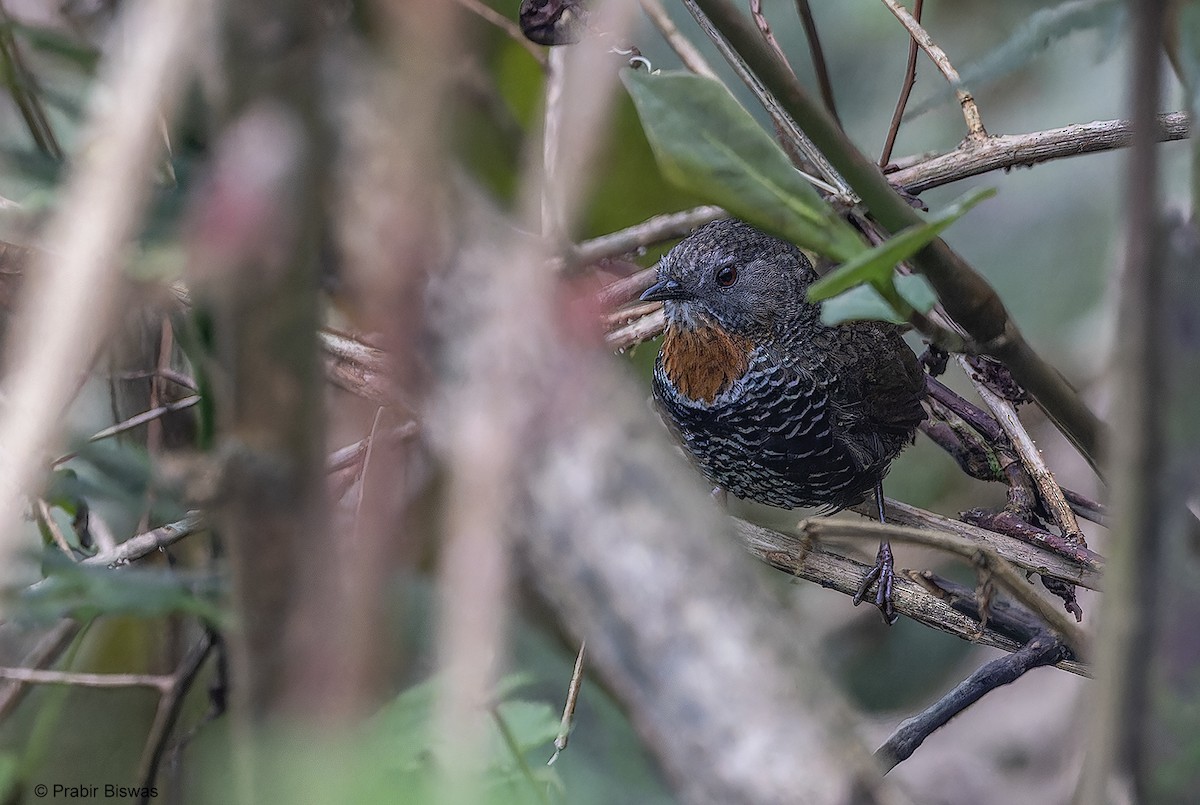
[849,498,1103,587]
[793,516,1089,655]
[733,519,1087,675]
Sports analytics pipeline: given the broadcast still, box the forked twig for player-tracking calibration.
[879,0,986,141]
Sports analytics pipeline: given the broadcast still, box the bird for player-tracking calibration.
[640,219,927,623]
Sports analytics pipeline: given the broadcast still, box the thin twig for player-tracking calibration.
[606,307,665,351]
[569,205,725,269]
[875,634,1069,771]
[351,406,386,541]
[749,0,794,77]
[792,0,839,126]
[454,0,549,69]
[326,422,420,475]
[35,498,76,559]
[890,112,1189,195]
[548,640,586,764]
[879,0,922,167]
[638,0,718,78]
[136,631,216,804]
[0,4,63,160]
[0,666,172,691]
[52,395,201,466]
[1064,487,1108,527]
[959,355,1086,543]
[879,0,986,141]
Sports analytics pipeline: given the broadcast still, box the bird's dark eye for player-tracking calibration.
[715,264,738,288]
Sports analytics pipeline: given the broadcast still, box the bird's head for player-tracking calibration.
[640,219,819,341]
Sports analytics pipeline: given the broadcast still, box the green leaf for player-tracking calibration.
[808,186,995,302]
[819,285,908,326]
[622,69,864,261]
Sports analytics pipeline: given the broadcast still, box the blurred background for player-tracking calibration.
[0,0,1178,802]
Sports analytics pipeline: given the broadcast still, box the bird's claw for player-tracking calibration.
[853,541,897,625]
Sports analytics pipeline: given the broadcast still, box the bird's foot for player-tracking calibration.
[853,541,897,625]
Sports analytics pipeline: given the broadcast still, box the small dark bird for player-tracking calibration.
[641,219,926,623]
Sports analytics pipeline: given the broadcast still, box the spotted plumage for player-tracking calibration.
[642,219,927,621]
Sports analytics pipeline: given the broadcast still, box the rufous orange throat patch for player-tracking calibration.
[662,323,753,403]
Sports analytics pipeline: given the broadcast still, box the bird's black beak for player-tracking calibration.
[640,278,689,302]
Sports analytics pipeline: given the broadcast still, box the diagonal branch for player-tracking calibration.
[875,634,1069,771]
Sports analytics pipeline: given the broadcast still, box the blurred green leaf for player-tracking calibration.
[622,69,864,261]
[17,558,225,625]
[0,752,17,802]
[819,284,908,326]
[4,21,99,73]
[808,186,995,301]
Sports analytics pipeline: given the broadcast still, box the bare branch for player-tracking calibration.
[876,634,1069,771]
[0,666,172,691]
[52,395,201,466]
[850,498,1103,588]
[890,113,1189,195]
[570,205,725,268]
[136,632,216,798]
[83,512,205,568]
[792,516,1090,656]
[734,518,1088,676]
